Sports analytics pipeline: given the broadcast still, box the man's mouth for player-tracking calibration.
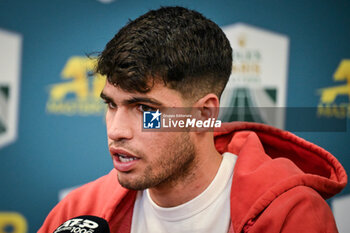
[109,148,140,172]
[117,153,139,163]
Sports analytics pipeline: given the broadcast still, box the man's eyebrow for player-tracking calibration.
[100,92,163,106]
[124,97,163,106]
[100,92,113,102]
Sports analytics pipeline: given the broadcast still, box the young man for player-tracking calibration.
[39,6,347,233]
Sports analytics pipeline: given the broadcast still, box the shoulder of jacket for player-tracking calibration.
[38,170,127,233]
[239,186,337,233]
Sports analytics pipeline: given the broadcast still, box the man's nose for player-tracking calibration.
[107,109,133,141]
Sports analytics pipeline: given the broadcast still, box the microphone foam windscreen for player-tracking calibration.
[53,215,110,233]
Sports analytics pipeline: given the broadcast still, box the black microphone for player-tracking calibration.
[53,215,110,233]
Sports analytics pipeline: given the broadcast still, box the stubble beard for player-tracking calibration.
[118,132,196,190]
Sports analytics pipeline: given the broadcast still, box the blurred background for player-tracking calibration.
[0,0,349,232]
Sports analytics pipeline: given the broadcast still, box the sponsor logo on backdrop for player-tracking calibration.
[46,56,106,116]
[219,23,289,129]
[0,212,27,233]
[0,29,22,149]
[317,59,350,118]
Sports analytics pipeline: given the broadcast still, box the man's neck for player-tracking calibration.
[148,136,222,207]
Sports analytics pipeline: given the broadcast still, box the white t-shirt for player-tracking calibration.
[131,152,237,233]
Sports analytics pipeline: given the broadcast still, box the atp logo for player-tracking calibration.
[317,59,350,118]
[143,110,161,129]
[46,56,106,116]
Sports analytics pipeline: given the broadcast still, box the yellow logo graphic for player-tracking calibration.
[317,59,350,118]
[0,212,27,233]
[46,56,106,115]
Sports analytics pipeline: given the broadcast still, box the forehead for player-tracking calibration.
[102,81,186,106]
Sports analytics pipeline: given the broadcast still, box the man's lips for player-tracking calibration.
[109,147,139,158]
[109,147,140,172]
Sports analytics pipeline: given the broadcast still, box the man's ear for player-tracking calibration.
[192,93,220,121]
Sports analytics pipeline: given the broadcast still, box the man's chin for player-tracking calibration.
[117,174,149,190]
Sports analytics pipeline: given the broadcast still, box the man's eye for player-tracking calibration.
[138,104,156,112]
[103,100,117,109]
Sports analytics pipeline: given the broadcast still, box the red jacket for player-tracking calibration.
[39,122,347,232]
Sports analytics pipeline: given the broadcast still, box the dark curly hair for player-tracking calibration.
[96,6,232,100]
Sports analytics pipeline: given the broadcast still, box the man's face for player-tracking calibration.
[101,81,196,190]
